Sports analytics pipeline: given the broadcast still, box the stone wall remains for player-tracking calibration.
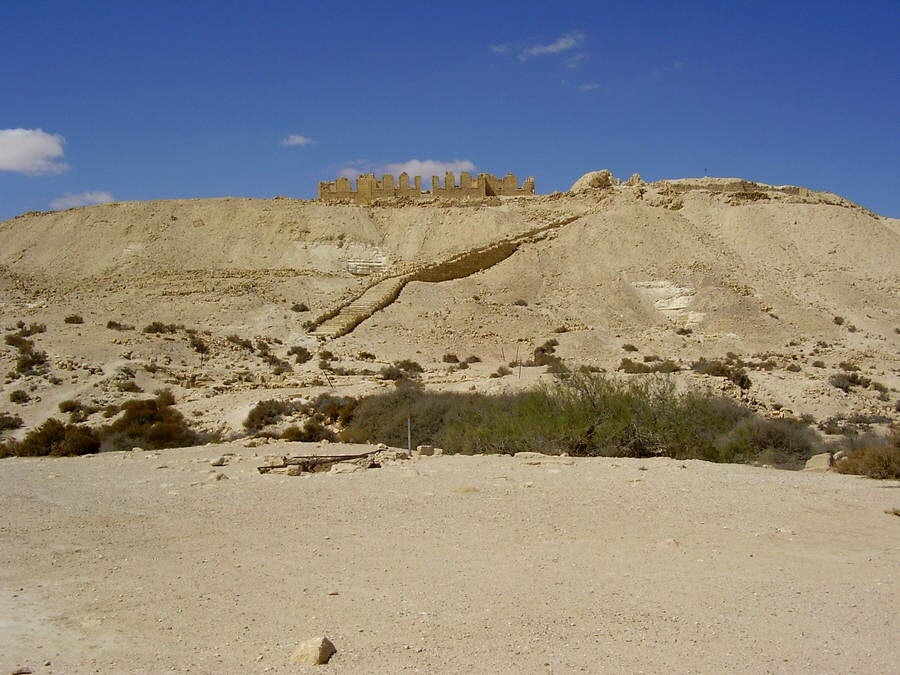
[317,172,535,204]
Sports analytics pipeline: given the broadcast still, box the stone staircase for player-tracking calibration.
[308,275,407,338]
[307,214,583,340]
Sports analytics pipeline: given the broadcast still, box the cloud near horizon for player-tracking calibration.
[0,128,69,175]
[50,190,114,210]
[280,134,316,147]
[519,31,585,61]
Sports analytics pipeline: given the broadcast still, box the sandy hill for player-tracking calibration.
[1,173,899,674]
[0,173,897,436]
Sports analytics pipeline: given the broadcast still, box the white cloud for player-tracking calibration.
[281,134,316,147]
[565,53,588,69]
[578,82,601,92]
[490,43,512,54]
[519,32,585,61]
[0,128,69,175]
[383,159,476,180]
[50,190,114,210]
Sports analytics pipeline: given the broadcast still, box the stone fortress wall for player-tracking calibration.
[318,172,535,204]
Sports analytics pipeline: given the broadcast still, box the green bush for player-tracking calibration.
[619,358,680,374]
[281,419,335,443]
[341,373,819,463]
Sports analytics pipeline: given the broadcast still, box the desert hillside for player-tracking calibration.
[2,173,898,674]
[0,174,896,439]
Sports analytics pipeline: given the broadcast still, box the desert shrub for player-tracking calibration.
[261,352,291,374]
[513,299,528,306]
[58,399,82,413]
[226,334,255,351]
[786,364,802,372]
[117,380,143,393]
[0,418,100,457]
[16,347,48,376]
[442,353,460,363]
[99,393,203,451]
[0,412,23,431]
[811,360,825,368]
[818,413,892,436]
[675,327,693,336]
[341,373,817,464]
[106,320,134,331]
[64,314,84,324]
[394,359,423,374]
[839,361,860,372]
[622,343,639,352]
[9,389,30,404]
[4,334,32,349]
[244,398,296,430]
[553,326,570,333]
[455,361,469,370]
[288,346,312,364]
[692,358,751,389]
[619,358,680,374]
[281,419,336,443]
[7,323,46,338]
[490,366,512,378]
[828,372,871,393]
[643,355,660,362]
[154,388,176,406]
[833,316,845,326]
[188,334,209,355]
[357,351,376,361]
[291,302,309,312]
[464,355,481,364]
[312,393,357,425]
[713,417,819,467]
[319,350,334,361]
[834,432,900,479]
[379,365,405,381]
[143,321,179,334]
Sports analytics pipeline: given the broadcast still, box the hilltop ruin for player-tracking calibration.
[318,171,535,204]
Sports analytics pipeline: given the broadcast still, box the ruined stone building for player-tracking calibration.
[317,172,535,204]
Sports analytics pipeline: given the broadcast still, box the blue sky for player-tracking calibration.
[2,1,898,220]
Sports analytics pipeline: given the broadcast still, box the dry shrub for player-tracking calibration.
[835,443,900,479]
[0,418,100,458]
[244,399,296,430]
[0,412,23,431]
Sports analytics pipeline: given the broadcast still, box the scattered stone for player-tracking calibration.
[210,456,228,467]
[286,465,303,476]
[804,452,833,472]
[657,538,681,549]
[290,636,337,665]
[12,668,33,675]
[330,462,363,475]
[570,169,618,193]
[416,444,434,456]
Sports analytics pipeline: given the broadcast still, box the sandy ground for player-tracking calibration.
[2,443,898,674]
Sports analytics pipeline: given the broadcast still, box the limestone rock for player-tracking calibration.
[330,461,364,474]
[210,456,228,467]
[804,452,833,472]
[570,169,618,193]
[416,444,434,456]
[290,636,336,665]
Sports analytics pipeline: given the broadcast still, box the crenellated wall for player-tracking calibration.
[317,172,535,204]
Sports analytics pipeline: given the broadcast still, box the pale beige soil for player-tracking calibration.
[0,175,898,673]
[2,444,898,674]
